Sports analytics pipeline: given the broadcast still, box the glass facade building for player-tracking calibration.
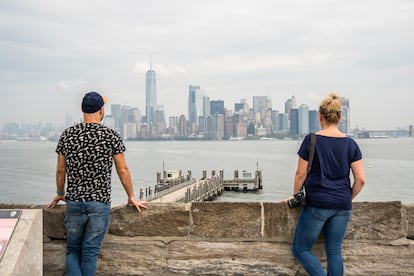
[188,85,205,125]
[145,66,157,124]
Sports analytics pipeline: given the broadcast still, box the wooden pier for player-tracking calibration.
[140,169,262,203]
[223,170,263,192]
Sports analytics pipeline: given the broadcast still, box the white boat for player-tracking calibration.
[228,136,245,141]
[260,137,275,140]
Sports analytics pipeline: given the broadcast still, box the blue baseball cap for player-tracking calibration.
[81,91,108,113]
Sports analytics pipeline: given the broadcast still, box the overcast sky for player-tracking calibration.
[1,0,413,130]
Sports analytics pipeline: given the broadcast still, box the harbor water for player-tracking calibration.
[0,138,413,205]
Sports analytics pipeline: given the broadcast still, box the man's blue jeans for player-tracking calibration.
[65,200,110,276]
[292,205,351,276]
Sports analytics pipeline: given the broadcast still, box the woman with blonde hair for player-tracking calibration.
[287,93,365,275]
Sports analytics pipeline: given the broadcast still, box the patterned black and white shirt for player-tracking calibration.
[56,123,126,204]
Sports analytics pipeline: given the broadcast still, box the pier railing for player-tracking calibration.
[184,174,224,202]
[146,178,197,202]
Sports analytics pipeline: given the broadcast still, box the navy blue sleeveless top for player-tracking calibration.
[298,134,362,210]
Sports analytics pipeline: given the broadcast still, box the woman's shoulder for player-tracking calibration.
[315,129,346,138]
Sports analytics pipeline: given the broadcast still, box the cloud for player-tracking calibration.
[0,0,414,129]
[57,79,88,92]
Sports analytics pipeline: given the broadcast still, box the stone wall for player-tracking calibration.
[1,202,413,275]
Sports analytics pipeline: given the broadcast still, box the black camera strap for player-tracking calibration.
[307,133,317,175]
[302,132,317,191]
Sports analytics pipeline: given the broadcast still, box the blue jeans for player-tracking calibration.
[292,206,351,276]
[65,201,110,276]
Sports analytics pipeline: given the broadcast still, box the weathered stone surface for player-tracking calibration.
[263,202,301,241]
[94,239,414,276]
[191,202,262,239]
[343,240,414,275]
[109,203,191,237]
[43,205,66,239]
[43,240,66,276]
[347,201,407,240]
[0,204,67,240]
[98,235,168,275]
[405,204,414,239]
[167,240,299,275]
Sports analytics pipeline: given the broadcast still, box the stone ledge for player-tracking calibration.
[191,202,262,239]
[405,203,414,239]
[110,203,191,237]
[0,209,43,276]
[0,201,410,241]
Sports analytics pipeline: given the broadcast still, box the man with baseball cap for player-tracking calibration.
[49,91,148,275]
[81,91,108,113]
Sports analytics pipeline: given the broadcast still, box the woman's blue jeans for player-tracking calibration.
[65,200,110,276]
[292,205,351,276]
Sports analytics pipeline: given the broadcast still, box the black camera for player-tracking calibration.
[288,190,306,208]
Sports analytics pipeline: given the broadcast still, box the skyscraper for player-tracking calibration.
[210,100,224,115]
[178,114,187,137]
[298,104,310,136]
[289,108,299,136]
[253,96,269,122]
[188,85,205,125]
[309,110,320,133]
[111,104,122,133]
[154,105,167,134]
[339,97,350,135]
[145,61,157,125]
[203,96,210,117]
[285,95,297,114]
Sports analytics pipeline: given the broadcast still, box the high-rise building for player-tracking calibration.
[188,85,205,125]
[253,96,269,122]
[234,99,249,115]
[169,116,178,132]
[210,100,224,115]
[278,113,289,132]
[103,115,114,129]
[145,62,157,125]
[178,114,187,137]
[209,114,224,140]
[299,104,309,136]
[154,107,167,134]
[285,95,297,114]
[271,110,279,133]
[289,108,299,136]
[203,96,210,117]
[339,97,350,135]
[309,110,320,133]
[111,104,122,133]
[224,115,234,139]
[120,105,142,139]
[234,103,244,113]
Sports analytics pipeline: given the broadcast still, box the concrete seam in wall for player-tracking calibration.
[261,202,265,238]
[165,240,170,272]
[401,206,408,238]
[189,202,194,237]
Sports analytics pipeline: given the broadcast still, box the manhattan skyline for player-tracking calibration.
[1,1,414,130]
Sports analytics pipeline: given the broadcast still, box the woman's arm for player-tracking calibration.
[293,157,308,194]
[351,159,365,200]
